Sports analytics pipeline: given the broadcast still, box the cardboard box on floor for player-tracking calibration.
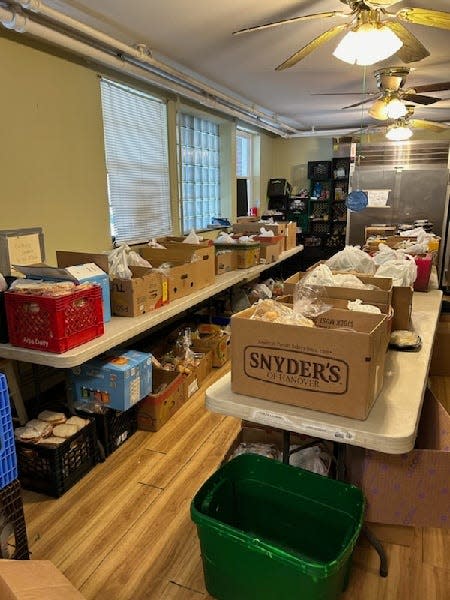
[283,272,393,307]
[215,250,236,275]
[231,307,389,420]
[429,313,450,376]
[137,367,185,431]
[192,324,230,368]
[346,388,450,528]
[0,560,84,599]
[110,266,168,317]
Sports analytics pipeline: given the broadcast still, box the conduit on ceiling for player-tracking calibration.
[0,0,299,137]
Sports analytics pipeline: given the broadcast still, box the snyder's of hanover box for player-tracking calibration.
[346,389,450,528]
[0,559,85,600]
[231,307,389,420]
[110,266,168,317]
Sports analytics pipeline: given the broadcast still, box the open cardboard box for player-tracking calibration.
[430,313,450,376]
[231,307,389,420]
[391,286,413,331]
[191,323,231,368]
[346,388,450,528]
[137,367,185,431]
[285,222,297,251]
[215,250,236,275]
[259,243,280,265]
[232,222,286,237]
[0,560,84,599]
[144,242,215,287]
[110,266,168,317]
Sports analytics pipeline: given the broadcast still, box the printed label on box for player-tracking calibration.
[129,377,141,405]
[188,379,199,398]
[243,345,348,394]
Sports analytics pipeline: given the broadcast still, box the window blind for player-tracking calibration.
[100,78,172,244]
[236,130,251,178]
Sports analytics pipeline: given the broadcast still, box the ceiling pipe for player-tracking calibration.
[10,0,296,135]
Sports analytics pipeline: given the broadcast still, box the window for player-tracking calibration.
[178,113,220,232]
[236,129,253,205]
[100,78,172,244]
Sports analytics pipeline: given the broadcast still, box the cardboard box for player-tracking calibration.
[278,295,391,315]
[17,262,111,323]
[259,243,280,264]
[346,389,450,528]
[192,324,231,367]
[284,272,393,307]
[71,350,152,411]
[231,307,389,420]
[285,222,297,251]
[194,350,213,384]
[140,244,215,288]
[137,368,185,431]
[232,222,286,237]
[254,234,285,255]
[430,313,450,376]
[365,226,396,240]
[235,244,260,269]
[0,227,45,277]
[0,560,84,600]
[110,266,167,317]
[215,250,236,275]
[236,216,259,223]
[391,286,413,331]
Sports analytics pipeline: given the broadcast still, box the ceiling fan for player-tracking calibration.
[337,67,450,119]
[233,1,450,69]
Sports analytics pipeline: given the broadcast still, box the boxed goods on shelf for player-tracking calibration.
[259,243,280,264]
[76,404,138,459]
[71,350,152,411]
[0,560,85,599]
[139,249,199,301]
[346,389,450,528]
[0,375,17,490]
[137,367,185,431]
[192,454,364,600]
[15,418,97,497]
[110,266,168,317]
[0,479,29,559]
[215,250,236,275]
[285,222,297,251]
[232,222,286,238]
[182,351,213,400]
[191,324,230,368]
[214,242,260,269]
[254,234,285,255]
[231,306,389,420]
[5,284,104,353]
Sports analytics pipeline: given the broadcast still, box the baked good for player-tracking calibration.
[37,410,67,425]
[65,416,89,431]
[52,424,78,439]
[390,330,420,347]
[37,436,66,446]
[26,419,53,438]
[14,426,41,443]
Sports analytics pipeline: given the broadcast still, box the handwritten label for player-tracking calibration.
[8,234,43,275]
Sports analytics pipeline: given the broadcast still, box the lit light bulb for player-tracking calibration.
[386,126,413,141]
[385,98,407,119]
[333,23,403,66]
[369,99,389,121]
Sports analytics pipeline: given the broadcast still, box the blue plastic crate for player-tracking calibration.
[0,373,18,489]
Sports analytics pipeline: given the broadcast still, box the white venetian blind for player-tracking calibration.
[100,78,172,244]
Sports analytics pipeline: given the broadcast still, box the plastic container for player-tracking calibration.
[0,374,18,489]
[0,479,29,560]
[414,254,433,292]
[192,454,364,600]
[16,419,97,497]
[5,285,104,353]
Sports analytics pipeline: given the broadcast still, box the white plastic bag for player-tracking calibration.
[347,299,381,314]
[289,445,331,476]
[127,251,152,268]
[215,232,236,245]
[183,229,201,244]
[375,259,417,286]
[373,243,398,266]
[326,245,376,274]
[0,273,7,292]
[108,245,132,280]
[148,238,166,249]
[259,227,274,237]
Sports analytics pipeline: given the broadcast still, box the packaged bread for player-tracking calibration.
[65,416,89,431]
[14,426,41,443]
[37,436,66,446]
[26,419,53,438]
[52,424,78,439]
[37,410,67,425]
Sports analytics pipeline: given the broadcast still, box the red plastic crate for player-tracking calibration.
[5,286,104,353]
[414,254,433,292]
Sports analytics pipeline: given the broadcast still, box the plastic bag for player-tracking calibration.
[248,283,273,303]
[148,238,166,249]
[375,259,417,286]
[127,251,152,268]
[373,243,398,266]
[347,299,381,314]
[289,445,332,476]
[326,245,376,274]
[250,299,315,327]
[259,227,274,237]
[230,442,280,461]
[108,245,132,280]
[0,273,7,292]
[293,284,331,318]
[302,264,376,290]
[183,229,201,244]
[215,232,236,245]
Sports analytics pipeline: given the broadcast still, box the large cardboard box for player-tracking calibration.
[235,244,260,269]
[110,266,167,317]
[254,235,285,255]
[215,250,236,275]
[231,307,389,420]
[391,286,413,331]
[430,313,450,376]
[232,222,286,237]
[346,389,450,528]
[285,222,297,251]
[192,324,230,367]
[137,368,185,431]
[365,226,396,240]
[0,560,84,599]
[284,272,393,307]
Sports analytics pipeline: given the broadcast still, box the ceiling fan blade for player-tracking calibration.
[396,8,450,31]
[413,81,450,93]
[311,92,378,96]
[385,21,430,63]
[276,24,348,70]
[410,119,450,131]
[343,95,382,110]
[232,11,348,35]
[367,1,402,6]
[403,93,441,105]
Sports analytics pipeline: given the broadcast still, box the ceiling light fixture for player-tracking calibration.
[386,125,413,141]
[368,99,389,121]
[333,22,403,66]
[385,98,407,119]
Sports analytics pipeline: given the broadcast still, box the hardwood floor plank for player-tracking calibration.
[160,581,207,599]
[423,527,450,569]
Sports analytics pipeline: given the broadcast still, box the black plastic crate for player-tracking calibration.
[76,405,138,460]
[308,160,332,181]
[0,479,29,560]
[16,419,97,498]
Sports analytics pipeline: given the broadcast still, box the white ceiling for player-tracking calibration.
[51,0,450,132]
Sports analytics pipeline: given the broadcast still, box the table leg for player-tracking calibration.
[282,430,290,464]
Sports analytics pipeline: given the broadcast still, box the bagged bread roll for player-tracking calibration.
[52,424,78,439]
[14,426,42,443]
[65,416,89,431]
[38,410,67,425]
[26,419,53,438]
[37,436,66,446]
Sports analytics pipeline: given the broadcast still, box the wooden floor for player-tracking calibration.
[22,368,450,599]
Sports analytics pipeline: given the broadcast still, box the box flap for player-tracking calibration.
[13,264,78,281]
[56,250,109,273]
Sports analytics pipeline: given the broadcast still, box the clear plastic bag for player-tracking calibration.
[326,245,376,274]
[108,245,132,280]
[250,299,315,327]
[289,444,332,476]
[347,299,381,314]
[293,283,331,318]
[183,229,201,244]
[230,442,280,461]
[302,264,376,290]
[127,251,152,268]
[215,232,236,245]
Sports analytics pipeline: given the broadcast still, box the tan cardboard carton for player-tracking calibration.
[430,313,450,376]
[56,250,109,273]
[346,389,450,527]
[215,250,236,275]
[156,238,216,287]
[0,560,85,599]
[232,222,286,237]
[285,222,297,251]
[110,266,167,316]
[391,286,413,331]
[259,243,280,264]
[137,368,185,431]
[235,244,260,269]
[231,307,389,420]
[365,226,396,240]
[192,324,230,367]
[284,272,393,307]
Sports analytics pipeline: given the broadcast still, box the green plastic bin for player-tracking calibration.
[191,454,364,600]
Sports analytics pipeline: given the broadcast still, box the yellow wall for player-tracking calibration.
[0,34,111,265]
[272,136,333,182]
